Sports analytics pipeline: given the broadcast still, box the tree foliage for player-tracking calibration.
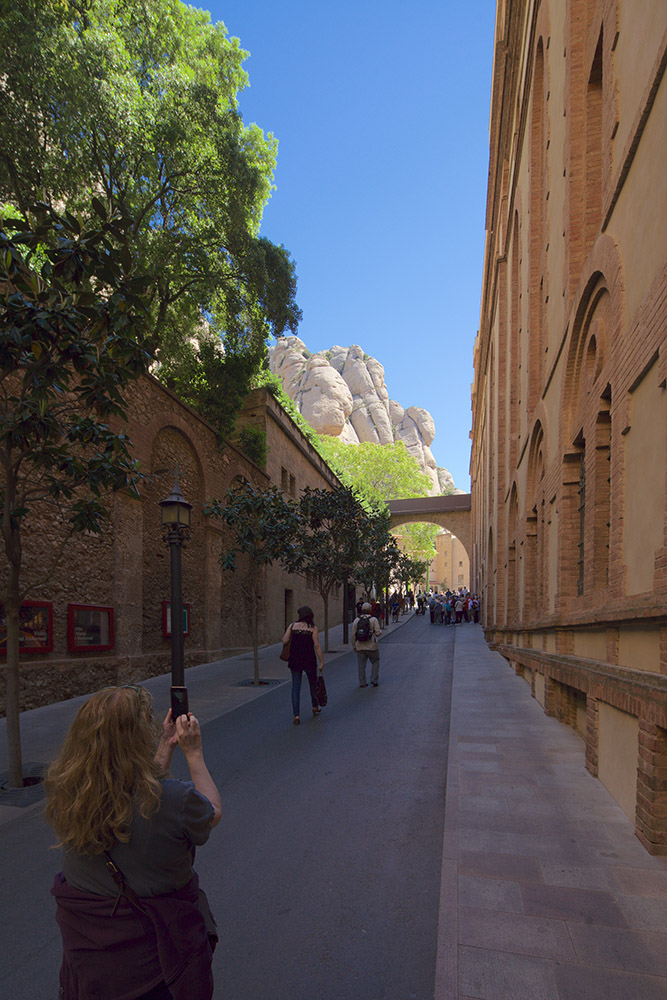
[392,552,431,596]
[317,436,439,563]
[354,507,401,603]
[297,485,367,652]
[0,0,301,398]
[205,481,302,683]
[0,201,152,785]
[317,438,432,504]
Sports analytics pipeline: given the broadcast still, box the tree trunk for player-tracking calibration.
[2,489,24,787]
[342,577,349,645]
[251,568,260,685]
[322,592,329,652]
[5,594,23,787]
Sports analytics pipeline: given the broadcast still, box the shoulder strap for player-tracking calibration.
[104,851,144,915]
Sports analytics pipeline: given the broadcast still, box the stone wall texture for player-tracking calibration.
[471,0,667,851]
[0,379,343,714]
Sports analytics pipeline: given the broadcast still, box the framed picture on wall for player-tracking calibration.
[67,604,114,653]
[0,601,54,654]
[162,601,191,638]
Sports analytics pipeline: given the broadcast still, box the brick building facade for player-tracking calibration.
[0,378,343,714]
[470,0,667,851]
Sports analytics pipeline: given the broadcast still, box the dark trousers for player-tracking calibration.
[138,984,172,1000]
[290,665,318,716]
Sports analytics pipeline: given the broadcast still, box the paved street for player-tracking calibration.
[0,614,453,1000]
[3,614,667,999]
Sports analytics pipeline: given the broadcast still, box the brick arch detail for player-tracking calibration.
[562,233,625,443]
[527,417,547,508]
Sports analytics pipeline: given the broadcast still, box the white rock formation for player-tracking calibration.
[269,337,456,494]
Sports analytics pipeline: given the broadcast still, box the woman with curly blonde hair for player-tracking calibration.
[46,685,221,1000]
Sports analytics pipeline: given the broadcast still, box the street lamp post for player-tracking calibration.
[160,472,192,698]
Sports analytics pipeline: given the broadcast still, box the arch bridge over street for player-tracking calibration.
[388,494,472,561]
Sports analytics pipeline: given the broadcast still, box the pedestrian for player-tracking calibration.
[391,596,400,623]
[352,601,382,688]
[371,598,383,628]
[282,605,325,725]
[45,685,222,1000]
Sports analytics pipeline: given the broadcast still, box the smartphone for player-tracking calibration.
[170,685,189,722]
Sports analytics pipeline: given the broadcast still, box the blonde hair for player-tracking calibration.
[45,686,163,854]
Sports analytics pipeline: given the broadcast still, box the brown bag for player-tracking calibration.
[279,626,292,662]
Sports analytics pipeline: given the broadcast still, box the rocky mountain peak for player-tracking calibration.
[268,337,456,495]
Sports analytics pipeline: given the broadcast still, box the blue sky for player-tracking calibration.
[202,1,497,491]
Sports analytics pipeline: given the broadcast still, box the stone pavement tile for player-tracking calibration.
[538,860,617,891]
[458,780,495,799]
[456,741,499,753]
[459,760,502,773]
[457,796,511,818]
[503,787,541,806]
[568,817,665,860]
[611,866,667,898]
[459,906,577,962]
[458,813,560,836]
[458,946,559,1000]
[459,876,524,913]
[618,895,667,930]
[460,851,543,883]
[457,829,512,854]
[569,923,667,976]
[554,963,667,1000]
[505,833,595,865]
[477,775,535,791]
[520,883,628,926]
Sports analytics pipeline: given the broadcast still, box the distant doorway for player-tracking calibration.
[284,589,294,629]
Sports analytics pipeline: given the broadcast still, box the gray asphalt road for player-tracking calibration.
[0,615,454,1000]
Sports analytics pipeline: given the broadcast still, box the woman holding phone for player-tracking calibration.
[45,685,221,1000]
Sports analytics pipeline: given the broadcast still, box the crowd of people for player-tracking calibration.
[418,588,480,625]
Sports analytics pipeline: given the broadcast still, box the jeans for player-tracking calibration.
[290,665,318,716]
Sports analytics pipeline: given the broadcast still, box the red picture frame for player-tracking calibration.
[0,601,54,655]
[162,601,191,638]
[67,604,114,653]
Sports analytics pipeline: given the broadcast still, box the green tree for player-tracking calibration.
[395,521,439,564]
[298,486,367,652]
[205,482,302,684]
[317,438,432,504]
[354,507,401,611]
[317,437,439,563]
[0,203,151,786]
[393,552,431,597]
[0,0,301,435]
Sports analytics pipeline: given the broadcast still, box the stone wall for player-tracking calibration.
[0,377,344,713]
[471,0,667,851]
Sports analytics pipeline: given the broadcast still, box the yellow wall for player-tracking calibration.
[618,627,661,674]
[598,702,639,822]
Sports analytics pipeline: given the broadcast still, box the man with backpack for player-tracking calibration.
[352,601,382,688]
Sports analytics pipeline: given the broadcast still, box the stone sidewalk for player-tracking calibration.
[436,624,667,1000]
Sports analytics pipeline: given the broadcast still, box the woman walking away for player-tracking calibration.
[282,605,325,725]
[46,685,222,1000]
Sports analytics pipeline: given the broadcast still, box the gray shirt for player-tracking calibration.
[62,778,214,898]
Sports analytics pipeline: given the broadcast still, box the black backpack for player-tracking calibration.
[355,615,372,641]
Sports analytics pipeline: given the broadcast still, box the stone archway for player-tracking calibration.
[388,494,472,561]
